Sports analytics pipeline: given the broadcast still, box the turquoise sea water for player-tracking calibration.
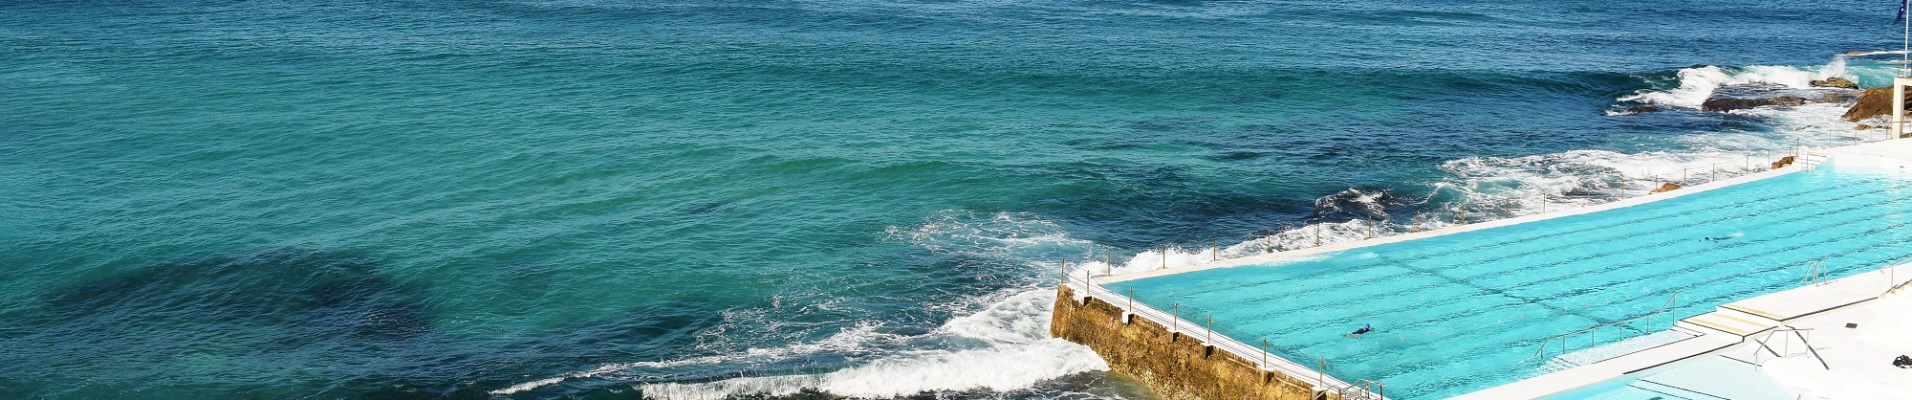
[1107,166,1912,399]
[0,1,1904,399]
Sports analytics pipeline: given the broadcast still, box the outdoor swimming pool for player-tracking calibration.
[1104,165,1912,399]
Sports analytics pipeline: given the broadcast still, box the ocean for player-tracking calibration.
[0,0,1897,398]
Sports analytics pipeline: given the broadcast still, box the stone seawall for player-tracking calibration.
[1050,285,1332,400]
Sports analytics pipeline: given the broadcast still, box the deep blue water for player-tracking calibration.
[0,1,1901,399]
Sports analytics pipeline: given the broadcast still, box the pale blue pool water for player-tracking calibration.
[1107,166,1912,399]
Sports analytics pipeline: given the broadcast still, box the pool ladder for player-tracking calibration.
[1796,151,1830,171]
[1805,259,1828,286]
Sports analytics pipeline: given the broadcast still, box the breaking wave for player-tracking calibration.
[1617,57,1853,108]
[638,290,1107,400]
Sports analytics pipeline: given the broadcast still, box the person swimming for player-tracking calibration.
[1348,323,1373,338]
[1702,235,1732,242]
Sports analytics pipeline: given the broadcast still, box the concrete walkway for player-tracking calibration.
[1455,257,1911,399]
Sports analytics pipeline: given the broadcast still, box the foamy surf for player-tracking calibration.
[495,212,1113,398]
[1617,57,1853,109]
[639,289,1106,400]
[491,288,1107,399]
[488,321,903,396]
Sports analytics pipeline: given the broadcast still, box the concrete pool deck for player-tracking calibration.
[1058,138,1912,399]
[1757,289,1912,399]
[1455,261,1911,399]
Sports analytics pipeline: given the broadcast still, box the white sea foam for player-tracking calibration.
[885,209,1095,261]
[489,321,900,396]
[637,289,1108,399]
[1617,61,1850,108]
[498,212,1110,398]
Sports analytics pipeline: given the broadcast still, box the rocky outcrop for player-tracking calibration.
[1650,182,1681,193]
[1051,286,1325,400]
[1772,156,1796,169]
[1700,96,1806,112]
[1812,77,1859,89]
[1842,87,1912,121]
[1699,83,1855,112]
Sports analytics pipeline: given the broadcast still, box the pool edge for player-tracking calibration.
[1101,159,1810,285]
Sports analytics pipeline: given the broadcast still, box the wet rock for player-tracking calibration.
[1700,96,1807,112]
[1624,105,1661,114]
[1701,83,1854,112]
[1818,91,1860,103]
[1651,182,1682,193]
[1811,77,1859,89]
[1773,156,1796,169]
[1842,87,1912,121]
[1858,124,1875,131]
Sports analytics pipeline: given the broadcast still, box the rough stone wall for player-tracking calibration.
[1051,286,1333,400]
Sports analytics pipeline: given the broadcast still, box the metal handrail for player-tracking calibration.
[1061,271,1387,400]
[1751,327,1828,370]
[1883,260,1911,295]
[1805,259,1828,286]
[1529,291,1680,361]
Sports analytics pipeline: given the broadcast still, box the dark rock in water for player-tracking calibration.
[1773,156,1796,169]
[1698,83,1803,112]
[1843,87,1912,121]
[1818,90,1860,103]
[1624,105,1660,114]
[1309,186,1400,221]
[1811,77,1859,89]
[1701,83,1854,112]
[1701,96,1807,112]
[1651,182,1682,193]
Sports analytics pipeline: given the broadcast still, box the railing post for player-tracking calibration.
[1261,338,1269,368]
[1107,248,1115,276]
[1212,237,1218,261]
[1172,303,1179,332]
[1128,287,1134,312]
